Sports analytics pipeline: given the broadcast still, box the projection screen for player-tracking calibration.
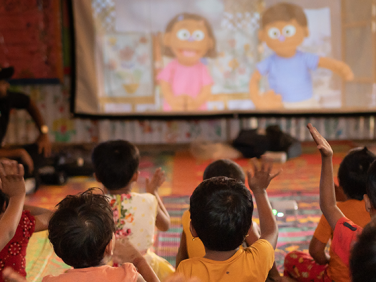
[71,0,376,116]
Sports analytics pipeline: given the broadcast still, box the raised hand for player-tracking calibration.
[0,160,25,198]
[307,123,333,157]
[145,167,166,195]
[247,159,280,193]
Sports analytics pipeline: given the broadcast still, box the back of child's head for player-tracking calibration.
[366,160,376,209]
[190,177,253,252]
[48,188,115,268]
[338,147,376,201]
[262,3,307,28]
[350,218,376,282]
[203,159,245,183]
[0,190,9,212]
[92,140,140,190]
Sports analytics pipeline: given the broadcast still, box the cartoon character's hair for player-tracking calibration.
[190,177,253,251]
[163,13,217,58]
[261,3,307,28]
[92,140,140,190]
[338,147,376,200]
[203,159,245,184]
[48,188,115,268]
[350,219,376,282]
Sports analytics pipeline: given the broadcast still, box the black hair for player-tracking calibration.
[350,219,376,282]
[338,147,376,200]
[262,3,307,28]
[203,159,245,183]
[366,160,376,209]
[0,190,9,213]
[92,140,140,190]
[190,177,253,251]
[48,188,115,268]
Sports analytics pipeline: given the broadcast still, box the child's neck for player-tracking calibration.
[204,248,239,261]
[105,184,132,195]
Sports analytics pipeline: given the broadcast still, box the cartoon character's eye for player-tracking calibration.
[268,28,280,39]
[282,25,296,37]
[192,30,205,41]
[177,29,190,40]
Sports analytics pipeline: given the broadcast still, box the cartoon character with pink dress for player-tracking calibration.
[157,13,217,111]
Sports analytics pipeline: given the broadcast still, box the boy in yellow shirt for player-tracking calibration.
[176,162,279,282]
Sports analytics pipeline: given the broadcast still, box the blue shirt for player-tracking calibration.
[257,51,320,103]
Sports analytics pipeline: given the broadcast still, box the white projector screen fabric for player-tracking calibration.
[71,0,376,116]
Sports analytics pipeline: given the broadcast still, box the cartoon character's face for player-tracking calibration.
[164,19,213,66]
[259,19,308,57]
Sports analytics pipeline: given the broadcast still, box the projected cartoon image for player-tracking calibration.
[157,13,216,111]
[250,3,354,110]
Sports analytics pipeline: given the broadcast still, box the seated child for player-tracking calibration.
[176,161,280,281]
[176,159,280,282]
[289,124,376,282]
[0,190,52,281]
[284,147,375,281]
[92,140,174,281]
[0,160,25,250]
[42,188,159,282]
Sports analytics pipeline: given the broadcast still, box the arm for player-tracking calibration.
[24,205,52,232]
[159,80,184,111]
[187,85,211,110]
[250,70,263,106]
[0,148,34,173]
[318,57,354,81]
[176,231,188,267]
[247,160,280,249]
[307,124,344,230]
[26,100,51,157]
[2,267,27,282]
[309,236,330,265]
[0,161,26,250]
[146,168,170,232]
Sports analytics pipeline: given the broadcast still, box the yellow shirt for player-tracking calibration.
[313,199,370,282]
[176,240,274,282]
[182,210,206,258]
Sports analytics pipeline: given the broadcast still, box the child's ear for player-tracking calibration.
[93,173,100,183]
[364,194,373,213]
[163,32,171,47]
[189,221,198,238]
[104,233,115,258]
[131,171,140,183]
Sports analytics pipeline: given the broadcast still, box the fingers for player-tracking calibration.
[18,164,24,177]
[270,169,282,180]
[251,158,258,172]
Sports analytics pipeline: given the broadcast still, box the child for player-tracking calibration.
[0,160,25,250]
[290,124,376,281]
[284,147,374,281]
[176,161,280,281]
[158,13,216,111]
[42,188,159,282]
[176,159,280,282]
[0,189,52,281]
[249,3,353,110]
[92,140,174,281]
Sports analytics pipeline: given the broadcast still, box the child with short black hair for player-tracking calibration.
[42,188,158,282]
[176,161,279,281]
[284,147,375,281]
[92,140,174,281]
[294,124,376,282]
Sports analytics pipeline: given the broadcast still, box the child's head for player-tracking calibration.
[259,3,308,56]
[0,190,9,213]
[190,177,253,252]
[203,159,245,183]
[365,160,376,215]
[350,218,376,282]
[337,147,376,200]
[92,140,140,190]
[48,188,115,268]
[163,13,216,66]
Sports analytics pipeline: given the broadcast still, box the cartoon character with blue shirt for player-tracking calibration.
[250,3,354,110]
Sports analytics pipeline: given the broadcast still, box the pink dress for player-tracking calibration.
[157,59,213,110]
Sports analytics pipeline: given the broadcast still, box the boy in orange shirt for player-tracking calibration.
[176,159,280,281]
[176,161,279,282]
[284,148,374,281]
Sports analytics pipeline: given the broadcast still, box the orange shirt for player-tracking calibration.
[182,210,206,258]
[176,240,274,282]
[313,199,370,282]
